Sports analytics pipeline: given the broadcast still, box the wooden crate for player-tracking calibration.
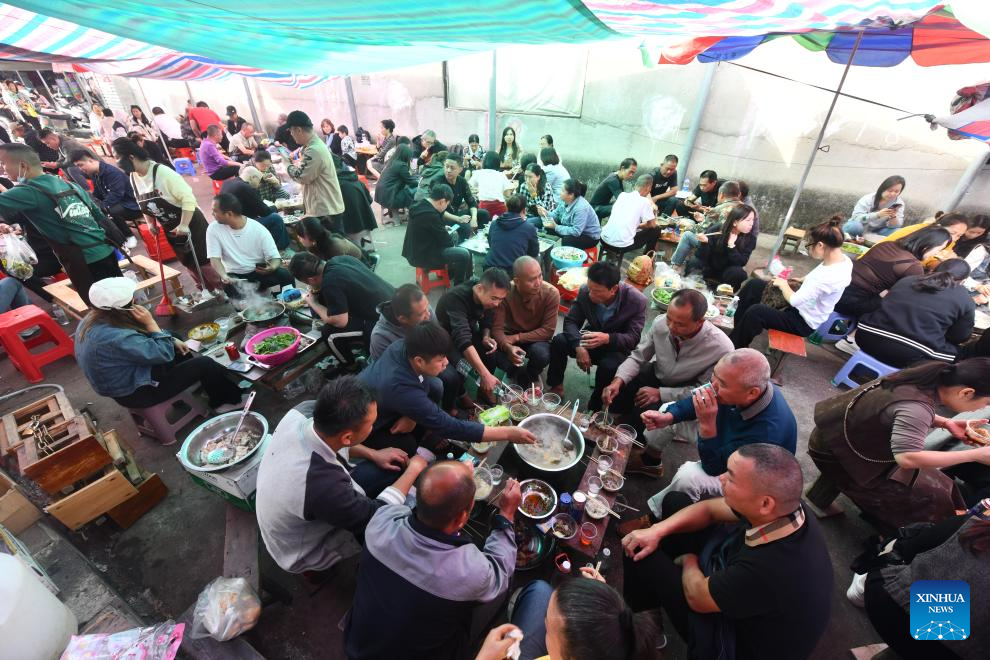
[45,466,138,531]
[107,473,168,529]
[17,416,111,495]
[0,392,76,456]
[0,469,42,534]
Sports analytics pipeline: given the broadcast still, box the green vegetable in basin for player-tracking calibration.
[652,288,673,305]
[252,332,296,355]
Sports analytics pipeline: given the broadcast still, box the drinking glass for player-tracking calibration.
[596,455,613,477]
[509,404,530,424]
[587,476,603,496]
[580,522,598,547]
[500,384,524,406]
[615,423,637,446]
[490,465,504,485]
[541,392,561,412]
[576,415,590,433]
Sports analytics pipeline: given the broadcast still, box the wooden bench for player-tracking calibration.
[767,329,807,382]
[44,255,184,320]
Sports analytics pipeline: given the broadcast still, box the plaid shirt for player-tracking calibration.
[519,180,557,216]
[257,164,289,202]
[464,145,486,169]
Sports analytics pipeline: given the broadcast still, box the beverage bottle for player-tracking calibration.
[680,178,690,194]
[51,304,69,326]
[456,359,506,397]
[725,296,739,318]
[595,547,612,573]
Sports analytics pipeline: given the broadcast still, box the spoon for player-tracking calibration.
[563,399,579,452]
[227,390,257,446]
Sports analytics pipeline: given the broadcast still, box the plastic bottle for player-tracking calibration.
[456,359,506,397]
[558,493,572,516]
[595,547,612,573]
[0,554,77,660]
[725,296,739,318]
[680,177,691,194]
[50,304,69,326]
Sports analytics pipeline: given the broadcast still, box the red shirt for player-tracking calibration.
[187,107,223,134]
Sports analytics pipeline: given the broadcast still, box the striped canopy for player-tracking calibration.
[658,7,990,67]
[0,1,953,83]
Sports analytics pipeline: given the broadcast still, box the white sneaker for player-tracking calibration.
[846,572,867,608]
[835,337,860,356]
[124,236,138,249]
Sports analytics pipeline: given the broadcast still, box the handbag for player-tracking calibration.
[759,277,802,311]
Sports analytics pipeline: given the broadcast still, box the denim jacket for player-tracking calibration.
[74,320,175,398]
[550,195,600,239]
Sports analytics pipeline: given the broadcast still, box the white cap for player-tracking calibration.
[88,277,137,310]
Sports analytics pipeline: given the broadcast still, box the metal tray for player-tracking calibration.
[177,411,269,472]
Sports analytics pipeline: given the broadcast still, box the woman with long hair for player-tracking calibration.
[955,213,990,263]
[731,216,852,347]
[700,203,757,290]
[471,151,514,219]
[518,163,557,220]
[74,278,244,419]
[127,131,173,170]
[498,126,522,175]
[463,133,486,171]
[373,143,417,217]
[475,569,657,660]
[102,107,128,140]
[113,136,221,291]
[321,118,342,156]
[834,225,951,317]
[857,259,989,367]
[295,216,363,262]
[844,175,906,238]
[809,358,990,529]
[128,105,158,141]
[540,147,570,198]
[366,119,395,180]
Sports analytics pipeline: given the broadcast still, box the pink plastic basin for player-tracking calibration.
[245,326,302,366]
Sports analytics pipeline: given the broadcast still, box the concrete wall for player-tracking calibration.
[153,38,986,233]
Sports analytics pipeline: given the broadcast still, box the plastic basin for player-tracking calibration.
[245,326,301,366]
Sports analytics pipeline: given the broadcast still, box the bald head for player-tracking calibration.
[415,461,475,532]
[513,256,540,278]
[513,256,544,296]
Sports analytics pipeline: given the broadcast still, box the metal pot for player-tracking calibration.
[239,301,286,327]
[514,413,585,472]
[176,411,269,472]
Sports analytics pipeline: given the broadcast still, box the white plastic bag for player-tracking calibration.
[190,577,261,641]
[0,233,37,280]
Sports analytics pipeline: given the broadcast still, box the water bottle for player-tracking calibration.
[456,359,506,397]
[51,304,69,326]
[558,492,573,516]
[595,547,612,574]
[725,296,739,318]
[680,177,690,194]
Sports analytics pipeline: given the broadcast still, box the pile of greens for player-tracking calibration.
[252,332,296,355]
[652,288,674,305]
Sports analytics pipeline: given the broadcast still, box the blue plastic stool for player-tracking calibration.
[813,311,857,343]
[831,351,898,388]
[173,157,196,176]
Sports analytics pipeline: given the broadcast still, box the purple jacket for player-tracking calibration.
[198,139,228,175]
[560,282,647,353]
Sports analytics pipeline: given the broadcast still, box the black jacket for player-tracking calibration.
[560,282,647,354]
[484,213,538,270]
[275,123,298,150]
[403,199,454,269]
[331,154,378,234]
[221,177,275,219]
[374,159,417,210]
[436,279,492,352]
[589,173,623,215]
[703,232,756,280]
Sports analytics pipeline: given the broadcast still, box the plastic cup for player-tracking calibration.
[541,392,561,412]
[587,476,603,496]
[490,465,504,485]
[500,384,524,406]
[576,415,590,433]
[580,522,598,546]
[596,455,613,477]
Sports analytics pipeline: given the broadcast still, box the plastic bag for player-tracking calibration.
[0,233,37,280]
[190,577,261,641]
[60,620,184,660]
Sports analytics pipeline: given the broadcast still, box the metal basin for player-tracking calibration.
[177,412,268,472]
[514,413,584,472]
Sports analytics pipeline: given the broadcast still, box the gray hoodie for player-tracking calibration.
[368,300,434,361]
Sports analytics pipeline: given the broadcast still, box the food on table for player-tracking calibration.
[558,267,589,292]
[652,288,674,306]
[654,272,681,289]
[602,473,625,492]
[474,479,493,500]
[552,247,586,262]
[705,306,720,319]
[199,429,261,466]
[717,283,734,296]
[188,323,220,343]
[3,260,33,280]
[966,421,990,446]
[473,441,494,453]
[550,513,577,539]
[597,435,618,454]
[584,494,609,520]
[517,479,557,519]
[478,405,510,427]
[514,519,542,568]
[251,332,296,355]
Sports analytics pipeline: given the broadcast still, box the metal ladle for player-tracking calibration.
[562,399,579,452]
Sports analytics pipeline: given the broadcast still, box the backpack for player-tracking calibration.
[25,179,127,249]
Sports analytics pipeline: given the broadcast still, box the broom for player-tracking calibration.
[151,219,176,317]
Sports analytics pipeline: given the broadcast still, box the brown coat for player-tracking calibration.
[491,282,560,350]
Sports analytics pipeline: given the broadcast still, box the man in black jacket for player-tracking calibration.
[437,155,488,240]
[71,150,139,248]
[402,183,472,284]
[436,268,510,407]
[589,157,638,219]
[547,261,648,409]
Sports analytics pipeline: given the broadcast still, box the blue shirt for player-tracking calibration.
[666,384,797,476]
[549,195,600,239]
[74,320,175,398]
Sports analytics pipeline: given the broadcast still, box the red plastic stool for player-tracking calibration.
[173,147,196,163]
[582,246,599,265]
[416,267,451,295]
[139,224,177,261]
[211,179,224,195]
[0,305,75,383]
[358,175,371,191]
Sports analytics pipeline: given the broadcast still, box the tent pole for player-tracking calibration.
[767,30,863,266]
[35,71,56,104]
[74,73,94,107]
[679,63,716,186]
[184,81,194,104]
[488,51,497,151]
[943,150,988,211]
[242,77,262,130]
[345,77,360,135]
[135,77,175,165]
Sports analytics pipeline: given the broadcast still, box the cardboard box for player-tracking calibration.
[177,434,269,502]
[0,471,42,534]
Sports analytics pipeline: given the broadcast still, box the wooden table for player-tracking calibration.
[655,234,680,262]
[44,255,185,320]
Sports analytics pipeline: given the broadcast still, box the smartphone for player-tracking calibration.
[889,203,902,210]
[458,452,482,467]
[226,360,253,373]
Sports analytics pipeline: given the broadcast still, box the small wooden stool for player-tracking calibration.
[767,329,807,382]
[780,227,806,254]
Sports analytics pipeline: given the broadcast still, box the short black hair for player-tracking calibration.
[213,193,242,215]
[539,147,559,166]
[196,101,208,108]
[415,461,476,530]
[152,107,164,115]
[587,261,621,289]
[285,110,313,129]
[619,157,637,170]
[541,134,554,146]
[337,125,349,135]
[253,150,272,162]
[393,283,425,319]
[505,194,525,214]
[663,154,678,164]
[480,267,510,290]
[69,149,97,164]
[313,375,375,437]
[38,128,55,140]
[288,251,324,280]
[405,322,452,360]
[381,119,395,132]
[670,288,707,321]
[111,137,149,162]
[429,182,453,202]
[700,169,718,182]
[468,133,480,144]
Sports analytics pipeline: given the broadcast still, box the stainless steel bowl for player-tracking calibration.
[176,411,268,472]
[517,478,558,520]
[514,413,585,472]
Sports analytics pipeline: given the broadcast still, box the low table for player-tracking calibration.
[44,254,185,320]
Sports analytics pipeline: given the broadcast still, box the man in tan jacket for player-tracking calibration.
[285,110,344,223]
[491,256,560,387]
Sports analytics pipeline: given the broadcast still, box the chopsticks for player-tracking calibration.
[588,454,623,478]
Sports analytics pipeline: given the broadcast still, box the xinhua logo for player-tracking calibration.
[910,580,969,641]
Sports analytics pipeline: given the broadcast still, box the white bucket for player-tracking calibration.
[0,554,77,660]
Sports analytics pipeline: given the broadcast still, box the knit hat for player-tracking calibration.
[88,277,136,310]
